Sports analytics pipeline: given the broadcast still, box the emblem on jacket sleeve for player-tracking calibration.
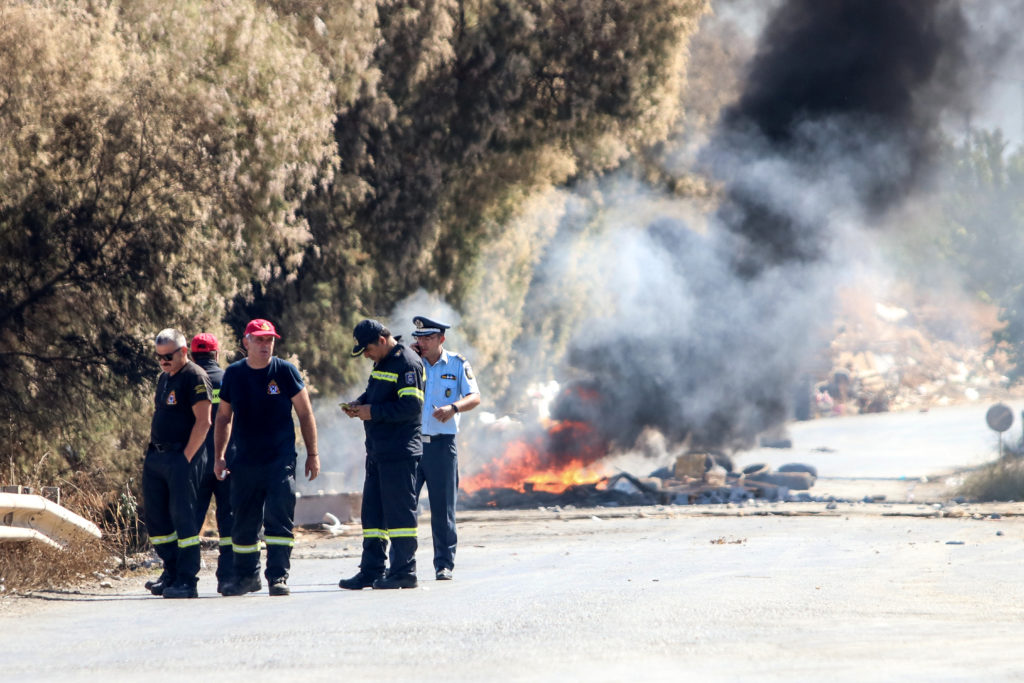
[404,371,415,385]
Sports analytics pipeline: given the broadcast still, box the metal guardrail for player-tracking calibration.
[0,492,102,550]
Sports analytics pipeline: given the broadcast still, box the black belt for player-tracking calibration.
[422,434,454,443]
[149,442,185,453]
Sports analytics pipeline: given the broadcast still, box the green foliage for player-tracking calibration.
[246,0,710,393]
[0,0,335,481]
[0,0,710,486]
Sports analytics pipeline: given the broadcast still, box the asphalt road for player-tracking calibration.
[3,504,1023,682]
[737,403,1021,478]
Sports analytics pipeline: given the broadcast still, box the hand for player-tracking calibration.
[356,404,372,421]
[432,404,456,423]
[341,401,361,418]
[214,457,230,480]
[305,454,320,481]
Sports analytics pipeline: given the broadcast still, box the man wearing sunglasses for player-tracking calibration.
[213,319,320,597]
[143,328,213,599]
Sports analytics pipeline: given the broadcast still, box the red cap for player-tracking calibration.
[244,319,281,338]
[190,333,219,353]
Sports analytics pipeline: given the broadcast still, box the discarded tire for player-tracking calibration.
[741,463,770,478]
[708,452,735,473]
[746,471,815,491]
[778,463,818,479]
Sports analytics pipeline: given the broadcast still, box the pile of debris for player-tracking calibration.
[459,452,816,510]
[812,293,1023,417]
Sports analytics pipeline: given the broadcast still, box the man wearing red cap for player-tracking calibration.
[189,332,235,593]
[213,319,320,597]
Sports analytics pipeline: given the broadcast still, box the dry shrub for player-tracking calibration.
[0,539,107,594]
[958,459,1024,502]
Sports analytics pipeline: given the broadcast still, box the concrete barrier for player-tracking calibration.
[294,492,361,526]
[0,525,63,550]
[0,492,102,549]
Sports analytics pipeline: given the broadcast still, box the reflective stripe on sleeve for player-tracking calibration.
[233,542,261,554]
[177,535,201,548]
[389,527,418,538]
[264,536,294,547]
[363,528,389,539]
[150,531,178,546]
[218,537,233,547]
[211,388,221,405]
[397,387,424,401]
[371,370,399,382]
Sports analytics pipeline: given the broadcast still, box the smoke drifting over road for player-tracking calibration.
[543,0,984,453]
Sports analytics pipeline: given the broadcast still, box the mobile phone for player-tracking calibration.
[339,402,353,410]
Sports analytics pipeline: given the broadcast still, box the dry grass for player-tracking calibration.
[958,459,1024,502]
[1,468,149,594]
[0,538,108,594]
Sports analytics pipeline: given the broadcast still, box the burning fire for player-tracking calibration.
[461,420,609,494]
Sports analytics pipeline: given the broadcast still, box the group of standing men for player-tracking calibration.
[144,320,319,598]
[145,313,478,596]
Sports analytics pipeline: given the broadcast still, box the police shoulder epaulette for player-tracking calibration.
[454,352,466,362]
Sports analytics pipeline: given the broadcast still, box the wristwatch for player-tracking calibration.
[451,404,459,413]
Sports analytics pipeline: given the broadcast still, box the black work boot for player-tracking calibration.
[163,583,199,599]
[221,574,262,596]
[147,574,173,596]
[268,578,290,596]
[338,571,383,590]
[372,574,418,589]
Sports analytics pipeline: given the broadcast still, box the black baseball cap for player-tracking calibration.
[351,319,385,356]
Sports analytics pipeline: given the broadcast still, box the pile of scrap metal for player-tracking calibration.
[0,486,102,550]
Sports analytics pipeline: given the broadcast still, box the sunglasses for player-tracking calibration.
[154,348,183,362]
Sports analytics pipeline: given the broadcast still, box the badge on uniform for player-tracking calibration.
[445,388,452,398]
[441,374,456,380]
[405,371,415,385]
[267,380,280,395]
[166,390,177,405]
[464,363,474,380]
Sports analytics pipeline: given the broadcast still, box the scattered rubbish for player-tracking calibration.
[945,541,965,545]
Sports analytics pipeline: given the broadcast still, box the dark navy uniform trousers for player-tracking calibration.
[230,456,296,582]
[360,455,419,578]
[414,435,458,572]
[195,452,234,584]
[142,447,204,587]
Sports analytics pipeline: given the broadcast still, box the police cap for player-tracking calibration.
[411,315,450,337]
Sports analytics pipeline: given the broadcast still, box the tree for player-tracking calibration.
[0,0,335,479]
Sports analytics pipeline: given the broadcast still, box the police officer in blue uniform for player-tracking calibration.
[143,328,212,599]
[339,319,425,590]
[213,319,320,597]
[189,332,235,594]
[410,316,480,580]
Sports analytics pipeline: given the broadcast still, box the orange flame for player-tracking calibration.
[461,420,609,494]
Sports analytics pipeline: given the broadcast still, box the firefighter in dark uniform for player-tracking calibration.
[213,319,320,597]
[339,319,425,590]
[189,333,235,594]
[410,316,480,580]
[143,328,212,599]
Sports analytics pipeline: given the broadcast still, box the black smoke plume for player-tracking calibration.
[553,0,973,452]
